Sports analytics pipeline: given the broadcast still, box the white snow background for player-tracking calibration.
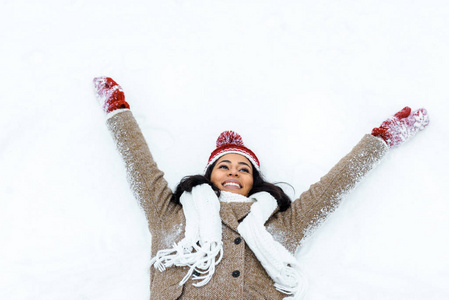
[1,0,448,299]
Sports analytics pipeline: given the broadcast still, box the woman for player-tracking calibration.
[93,77,429,299]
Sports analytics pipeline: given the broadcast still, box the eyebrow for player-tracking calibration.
[218,160,252,168]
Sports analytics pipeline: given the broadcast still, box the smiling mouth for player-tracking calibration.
[223,182,241,189]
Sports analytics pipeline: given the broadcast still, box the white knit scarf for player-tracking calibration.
[150,184,306,299]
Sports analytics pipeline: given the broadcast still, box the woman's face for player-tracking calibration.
[210,153,254,196]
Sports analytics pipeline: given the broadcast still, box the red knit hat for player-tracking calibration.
[206,131,260,171]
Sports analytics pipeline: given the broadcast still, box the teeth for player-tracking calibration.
[223,182,240,188]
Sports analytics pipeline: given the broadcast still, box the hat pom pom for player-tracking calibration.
[216,131,244,147]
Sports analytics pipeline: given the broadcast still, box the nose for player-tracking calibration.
[228,168,239,177]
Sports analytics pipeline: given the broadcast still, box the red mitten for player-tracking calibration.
[93,77,130,113]
[371,106,429,147]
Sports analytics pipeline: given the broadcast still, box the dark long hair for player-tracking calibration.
[171,161,292,212]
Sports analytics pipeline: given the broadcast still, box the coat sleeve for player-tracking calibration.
[271,134,389,249]
[105,110,177,230]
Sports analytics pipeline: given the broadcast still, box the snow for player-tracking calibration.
[1,0,448,299]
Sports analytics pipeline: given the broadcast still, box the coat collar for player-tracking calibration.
[219,202,280,231]
[220,202,252,231]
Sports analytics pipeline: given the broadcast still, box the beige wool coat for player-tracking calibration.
[106,110,388,299]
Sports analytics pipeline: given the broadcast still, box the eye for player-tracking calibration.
[218,165,229,170]
[240,168,250,173]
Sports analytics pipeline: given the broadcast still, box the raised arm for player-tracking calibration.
[291,134,388,235]
[93,77,176,229]
[278,107,429,244]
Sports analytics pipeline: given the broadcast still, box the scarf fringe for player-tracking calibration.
[150,240,223,287]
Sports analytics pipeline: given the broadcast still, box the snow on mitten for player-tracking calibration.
[93,77,130,113]
[371,106,429,147]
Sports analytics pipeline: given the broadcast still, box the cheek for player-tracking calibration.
[245,176,254,188]
[209,170,220,185]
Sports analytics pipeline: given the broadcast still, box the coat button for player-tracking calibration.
[234,237,242,244]
[232,270,240,278]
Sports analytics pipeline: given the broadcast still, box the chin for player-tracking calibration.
[228,190,249,196]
